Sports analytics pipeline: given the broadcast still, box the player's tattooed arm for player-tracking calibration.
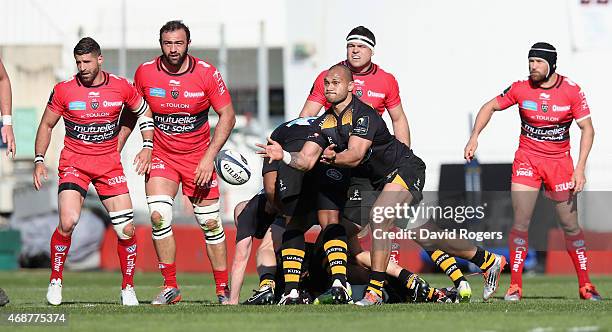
[256,139,321,172]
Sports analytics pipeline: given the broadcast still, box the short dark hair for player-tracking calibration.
[328,64,353,82]
[73,37,101,56]
[159,20,190,42]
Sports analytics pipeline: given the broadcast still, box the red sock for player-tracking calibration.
[117,236,137,289]
[50,228,71,282]
[159,262,178,288]
[508,228,528,287]
[564,230,591,286]
[213,269,228,294]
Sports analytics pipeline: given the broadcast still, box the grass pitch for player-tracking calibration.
[0,270,610,332]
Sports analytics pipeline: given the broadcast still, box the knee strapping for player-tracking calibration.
[109,209,135,240]
[147,195,174,240]
[193,202,225,244]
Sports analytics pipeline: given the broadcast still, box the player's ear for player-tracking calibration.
[98,54,104,65]
[348,80,354,92]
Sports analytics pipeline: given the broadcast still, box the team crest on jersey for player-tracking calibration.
[91,100,99,110]
[541,104,549,113]
[171,89,179,99]
[356,89,363,98]
[353,116,369,135]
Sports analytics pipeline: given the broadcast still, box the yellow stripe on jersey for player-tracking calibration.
[321,114,337,129]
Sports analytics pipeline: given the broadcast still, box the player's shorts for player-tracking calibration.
[343,176,379,227]
[148,149,219,200]
[511,149,574,201]
[235,193,277,242]
[58,149,129,199]
[378,153,426,201]
[277,163,349,217]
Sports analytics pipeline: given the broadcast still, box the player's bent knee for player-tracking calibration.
[193,202,225,245]
[109,209,135,240]
[147,195,174,240]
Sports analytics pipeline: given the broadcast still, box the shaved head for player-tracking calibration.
[328,64,353,82]
[324,64,354,106]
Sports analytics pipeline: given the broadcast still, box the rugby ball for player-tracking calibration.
[214,150,251,185]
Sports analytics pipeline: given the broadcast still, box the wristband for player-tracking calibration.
[2,115,12,126]
[282,150,292,164]
[34,154,44,164]
[143,139,153,150]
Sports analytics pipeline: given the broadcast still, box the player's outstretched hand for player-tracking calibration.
[194,154,215,187]
[33,163,48,191]
[320,144,337,164]
[255,137,283,163]
[572,167,586,194]
[464,137,478,161]
[134,148,152,175]
[1,125,16,158]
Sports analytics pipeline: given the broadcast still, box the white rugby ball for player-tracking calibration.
[214,150,251,185]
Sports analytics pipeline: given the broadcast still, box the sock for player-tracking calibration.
[366,271,386,298]
[470,247,496,271]
[281,229,305,293]
[508,229,528,287]
[258,265,276,289]
[159,262,178,288]
[117,236,137,289]
[213,269,229,294]
[322,224,348,287]
[428,250,466,288]
[50,228,71,282]
[564,230,591,286]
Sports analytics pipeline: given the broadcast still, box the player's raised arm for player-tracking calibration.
[33,107,62,190]
[464,97,502,161]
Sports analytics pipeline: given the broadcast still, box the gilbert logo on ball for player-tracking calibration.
[214,150,251,185]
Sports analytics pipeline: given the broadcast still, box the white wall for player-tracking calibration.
[284,0,612,191]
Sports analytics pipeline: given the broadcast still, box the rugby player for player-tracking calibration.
[128,20,237,304]
[34,37,154,306]
[465,42,601,301]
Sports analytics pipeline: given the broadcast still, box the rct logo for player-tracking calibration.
[55,245,68,252]
[573,240,585,248]
[514,238,526,246]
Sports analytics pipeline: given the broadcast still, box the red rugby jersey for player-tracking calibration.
[307,61,401,115]
[496,75,591,157]
[134,55,232,155]
[47,71,142,155]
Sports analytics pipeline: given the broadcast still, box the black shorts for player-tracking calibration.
[344,154,426,227]
[278,164,349,217]
[235,193,276,242]
[343,176,379,227]
[378,153,426,203]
